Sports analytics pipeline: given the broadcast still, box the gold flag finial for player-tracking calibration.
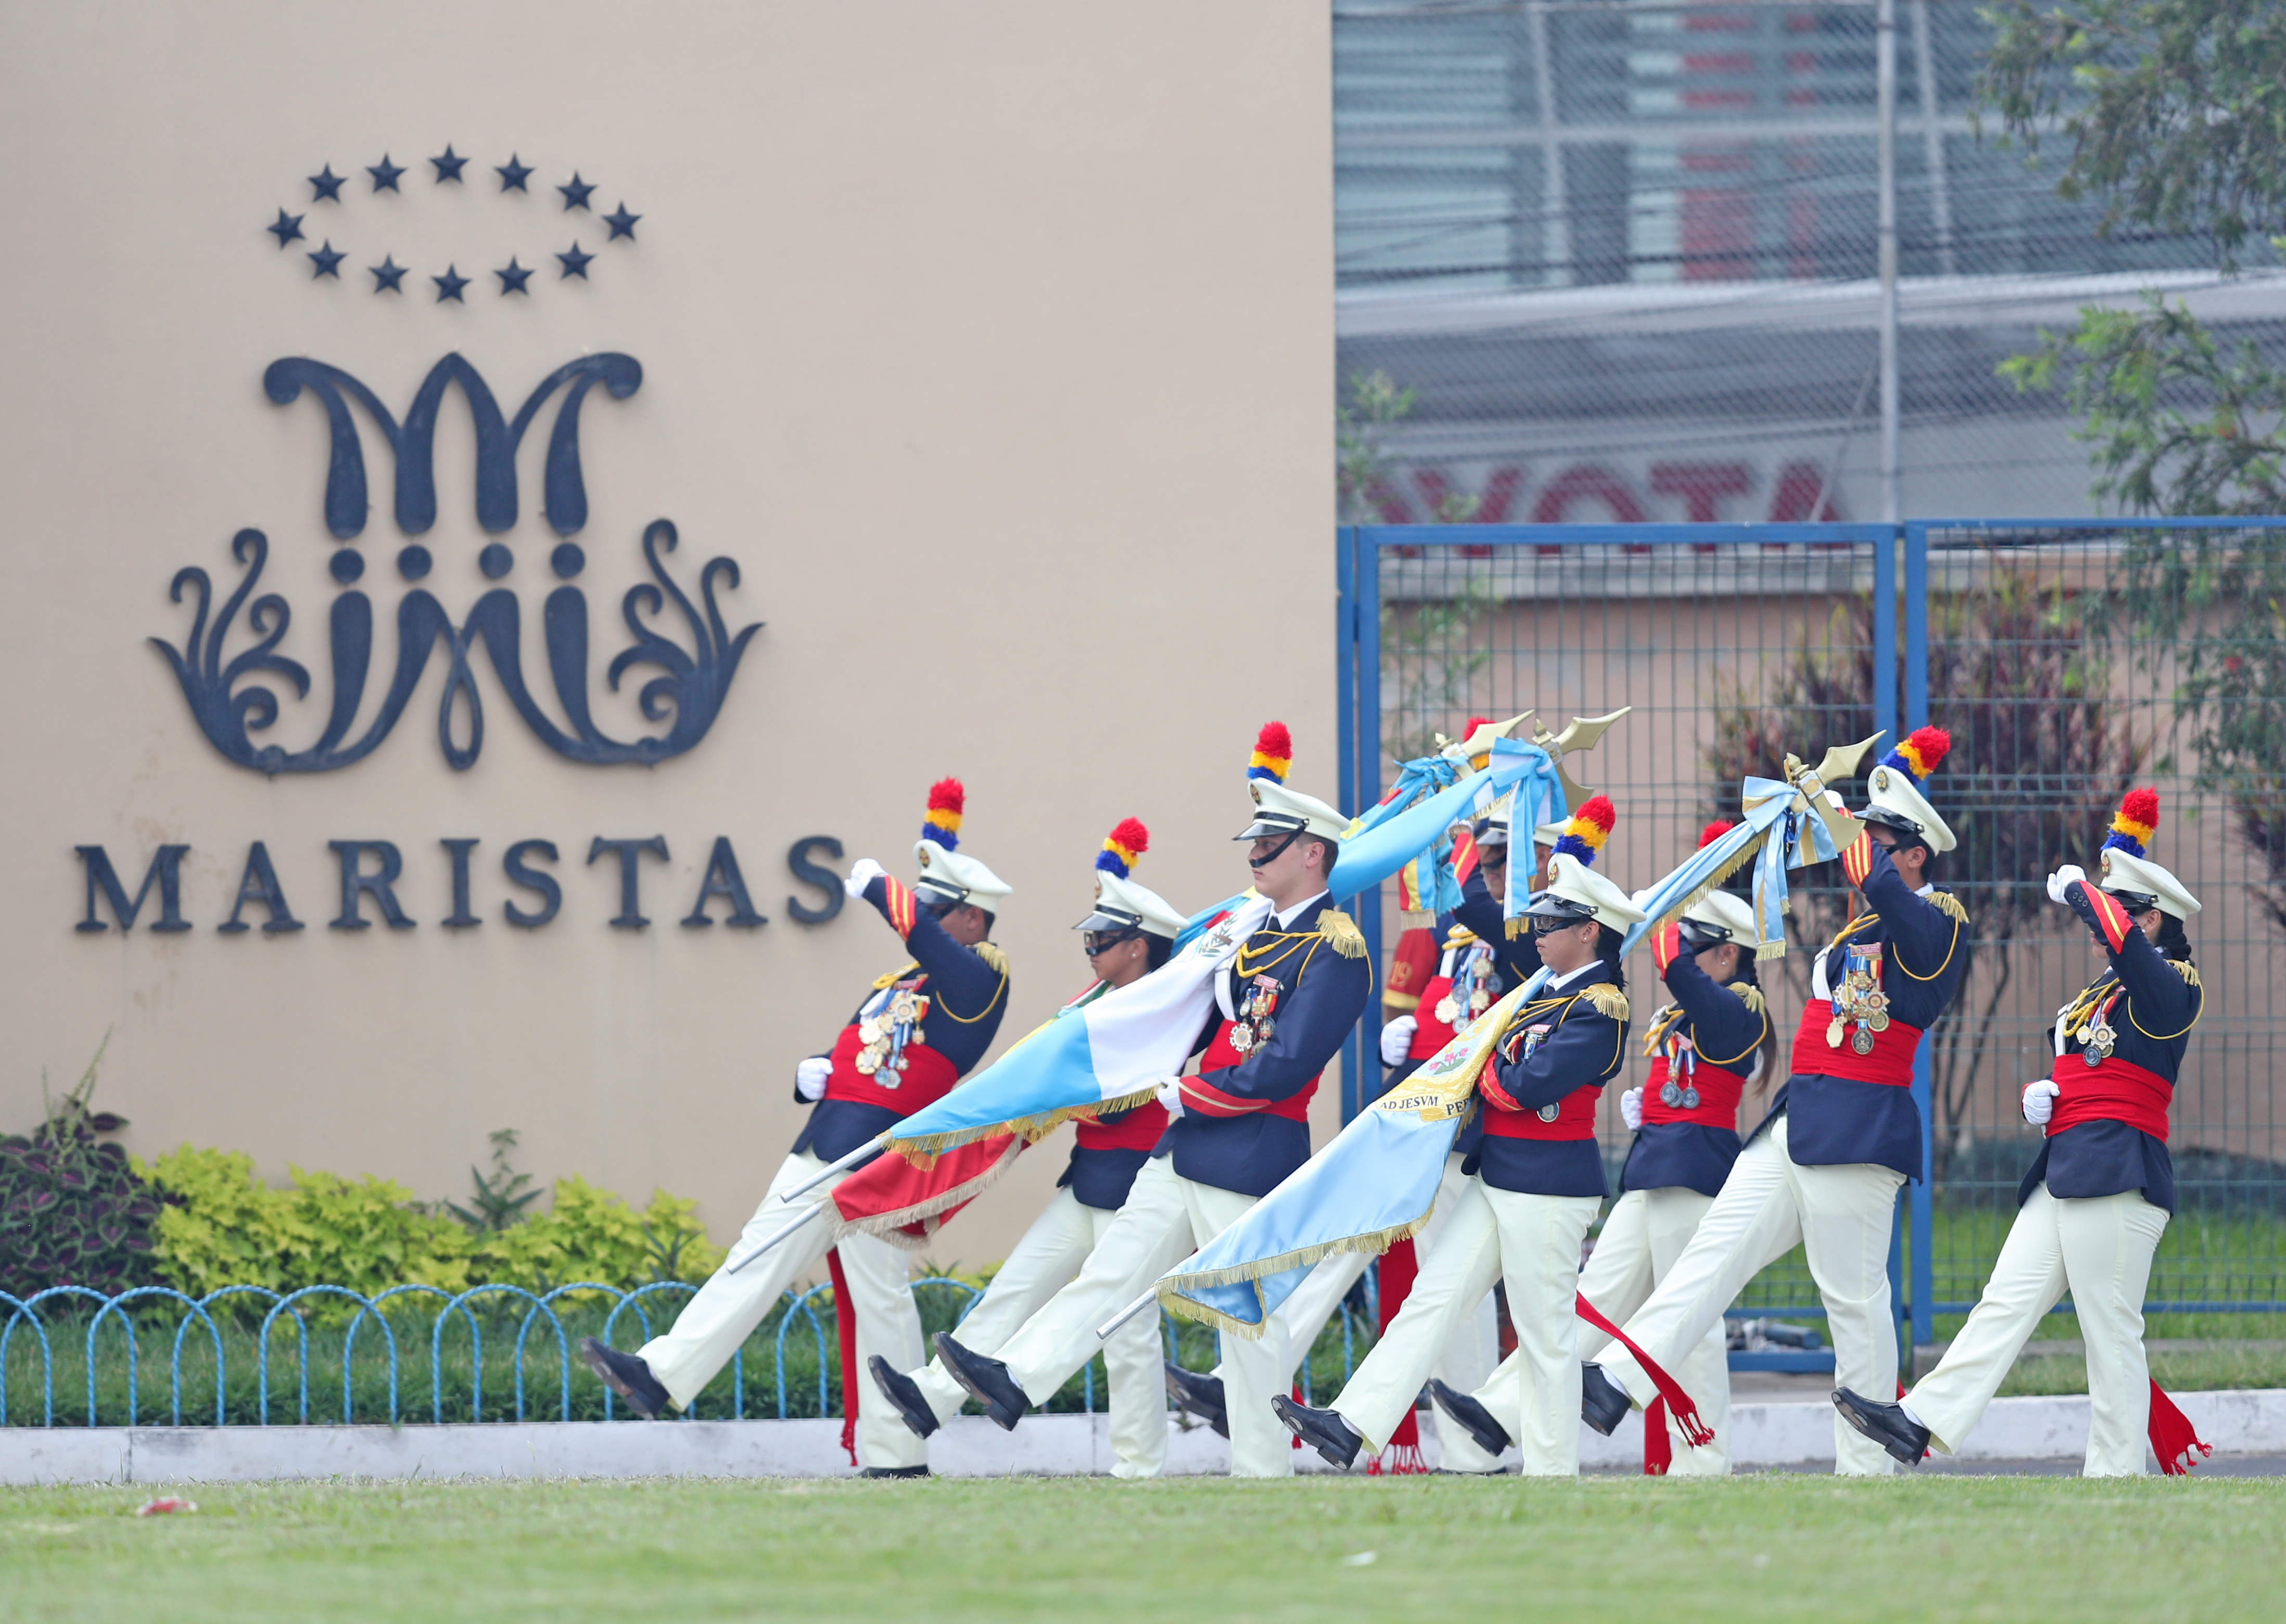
[1530,706,1632,807]
[1785,731,1884,850]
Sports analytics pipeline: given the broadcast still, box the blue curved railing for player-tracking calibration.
[0,1276,1364,1428]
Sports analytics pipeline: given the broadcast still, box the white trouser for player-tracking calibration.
[638,1150,927,1471]
[1503,1185,1732,1475]
[1332,1178,1602,1476]
[1907,1183,2167,1477]
[1597,1117,1906,1476]
[1218,1153,1505,1471]
[905,1185,1167,1478]
[990,1156,1294,1477]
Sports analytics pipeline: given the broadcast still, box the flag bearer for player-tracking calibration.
[931,724,1372,1478]
[1836,789,2210,1477]
[579,780,1011,1477]
[1431,819,1773,1476]
[869,818,1183,1477]
[1275,797,1642,1476]
[1585,730,1967,1476]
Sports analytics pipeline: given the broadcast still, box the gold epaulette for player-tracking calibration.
[1929,890,1970,925]
[971,941,1009,975]
[2170,958,2202,988]
[1317,907,1367,959]
[1730,983,1767,1014]
[1442,924,1478,950]
[1581,982,1629,1021]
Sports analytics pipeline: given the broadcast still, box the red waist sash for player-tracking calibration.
[1406,974,1459,1059]
[1188,1018,1317,1122]
[2047,1055,2172,1143]
[1639,1055,1748,1128]
[1074,1099,1171,1151]
[1481,1084,1600,1140]
[1787,1001,1923,1087]
[821,1022,960,1115]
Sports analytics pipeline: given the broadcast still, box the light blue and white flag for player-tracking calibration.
[1155,768,1846,1335]
[887,742,1568,1161]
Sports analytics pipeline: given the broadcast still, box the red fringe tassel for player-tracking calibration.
[825,1248,860,1468]
[2148,1379,2212,1476]
[1574,1295,1714,1448]
[1642,1398,1671,1475]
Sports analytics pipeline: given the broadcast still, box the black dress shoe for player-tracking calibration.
[932,1333,1028,1431]
[1164,1362,1229,1439]
[1270,1394,1364,1471]
[867,1354,940,1440]
[1832,1387,1931,1466]
[858,1464,932,1479]
[579,1337,670,1420]
[1579,1362,1632,1437]
[1429,1378,1513,1457]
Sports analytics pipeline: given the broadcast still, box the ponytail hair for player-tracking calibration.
[2156,914,2194,964]
[1593,923,1627,993]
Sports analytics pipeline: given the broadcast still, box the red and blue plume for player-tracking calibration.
[1097,817,1150,879]
[1462,716,1492,742]
[1248,721,1292,784]
[2103,786,2159,859]
[1698,819,1735,851]
[922,777,965,851]
[1879,726,1952,785]
[1552,794,1617,867]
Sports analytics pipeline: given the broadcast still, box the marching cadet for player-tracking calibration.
[1836,789,2209,1476]
[1275,797,1642,1476]
[579,779,1011,1477]
[1584,730,1967,1475]
[1431,819,1773,1476]
[931,724,1373,1478]
[869,818,1183,1477]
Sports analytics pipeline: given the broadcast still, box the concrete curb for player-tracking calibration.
[6,1389,2282,1485]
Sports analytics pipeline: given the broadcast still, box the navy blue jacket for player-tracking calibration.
[1059,1140,1152,1210]
[1752,843,1967,1177]
[1374,905,1493,1159]
[1158,894,1373,1197]
[1620,951,1770,1198]
[1468,971,1629,1198]
[791,877,1012,1163]
[2020,886,2203,1214]
[1452,865,1545,995]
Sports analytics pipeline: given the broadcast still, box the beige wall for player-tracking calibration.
[0,2,1336,1266]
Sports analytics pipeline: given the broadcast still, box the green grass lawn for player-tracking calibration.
[3,1475,2281,1623]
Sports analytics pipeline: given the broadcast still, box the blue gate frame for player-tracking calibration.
[1335,517,2284,1359]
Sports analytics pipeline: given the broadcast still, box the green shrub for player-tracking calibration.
[471,1176,726,1297]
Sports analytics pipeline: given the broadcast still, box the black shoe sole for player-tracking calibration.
[1428,1378,1513,1457]
[867,1355,941,1440]
[578,1337,664,1420]
[1163,1363,1230,1440]
[1831,1389,1928,1466]
[1579,1363,1630,1437]
[1269,1394,1362,1471]
[932,1333,1024,1431]
[858,1465,932,1478]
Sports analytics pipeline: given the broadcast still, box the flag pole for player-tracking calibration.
[723,1201,824,1275]
[1096,1287,1162,1341]
[778,1136,886,1202]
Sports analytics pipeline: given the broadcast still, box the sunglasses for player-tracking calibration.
[1084,929,1143,956]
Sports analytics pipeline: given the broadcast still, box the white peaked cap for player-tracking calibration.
[1683,888,1767,948]
[2098,847,2201,920]
[1076,869,1189,939]
[913,839,1012,909]
[1863,762,1957,854]
[1528,851,1648,928]
[1235,778,1351,843]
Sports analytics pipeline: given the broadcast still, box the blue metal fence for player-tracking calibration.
[1337,518,2286,1365]
[0,1278,1370,1429]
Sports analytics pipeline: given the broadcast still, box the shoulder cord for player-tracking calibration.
[1234,930,1317,981]
[2127,973,2203,1041]
[930,956,1009,1025]
[1890,903,1962,983]
[1692,1006,1768,1070]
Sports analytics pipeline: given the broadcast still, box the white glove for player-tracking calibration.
[1155,1081,1187,1121]
[795,1056,832,1101]
[1379,1016,1417,1066]
[2022,1079,2059,1126]
[1620,1087,1644,1132]
[2046,865,2087,905]
[843,857,886,900]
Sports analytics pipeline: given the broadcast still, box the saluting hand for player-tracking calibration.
[843,857,886,899]
[2044,865,2086,905]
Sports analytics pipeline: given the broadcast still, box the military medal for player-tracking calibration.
[1851,1026,1875,1056]
[1828,941,1886,1056]
[1433,993,1459,1024]
[853,978,929,1084]
[1660,1080,1684,1108]
[1536,1102,1561,1123]
[1227,1023,1255,1056]
[2083,1013,2117,1063]
[1826,1016,1847,1048]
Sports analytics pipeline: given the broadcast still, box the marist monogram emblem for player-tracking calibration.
[154,157,760,776]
